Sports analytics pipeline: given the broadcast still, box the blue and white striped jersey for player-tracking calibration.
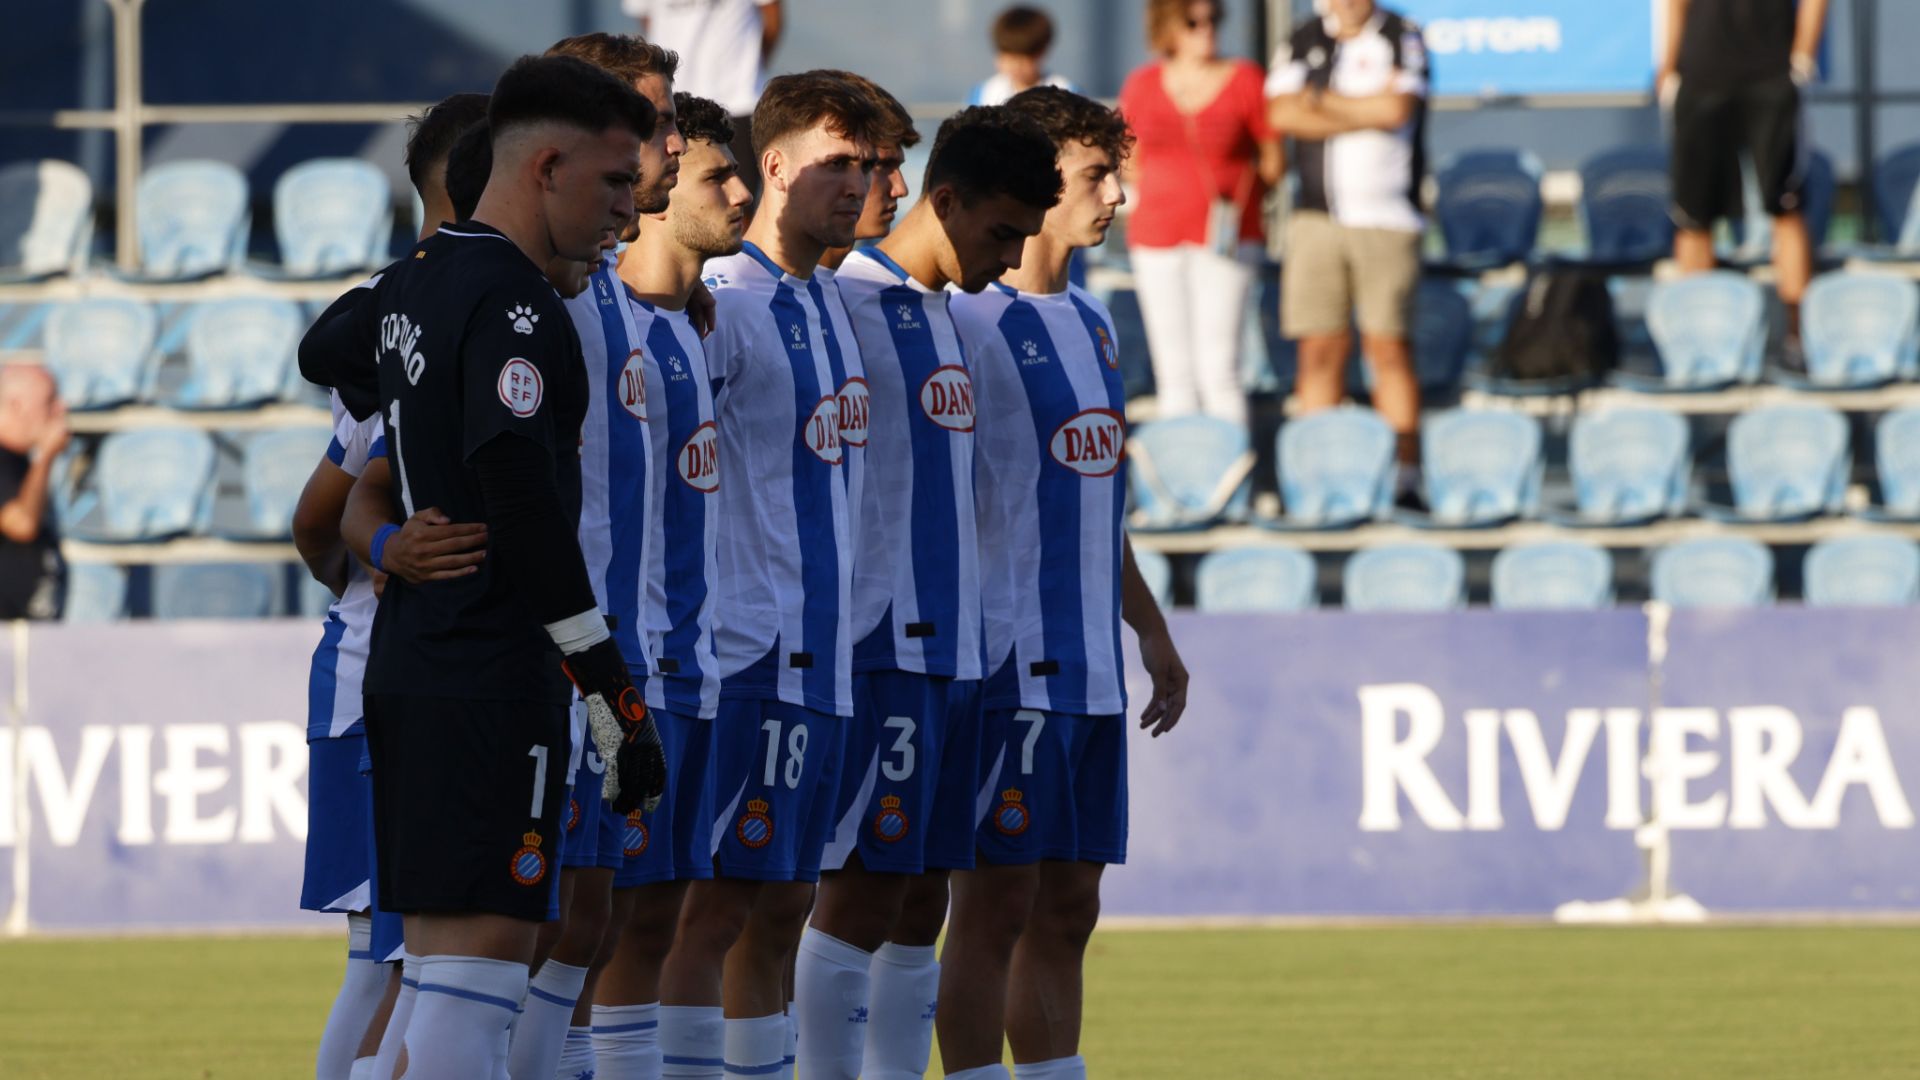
[836,248,982,679]
[633,297,722,719]
[307,389,387,740]
[564,257,654,677]
[702,242,865,717]
[949,282,1129,716]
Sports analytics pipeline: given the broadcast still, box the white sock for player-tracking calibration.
[508,960,590,1080]
[722,1013,787,1078]
[556,1024,598,1080]
[318,914,388,1080]
[659,1005,724,1080]
[371,953,421,1080]
[794,929,871,1080]
[591,1001,661,1079]
[784,1001,798,1078]
[402,955,529,1080]
[1015,1057,1087,1080]
[862,942,939,1080]
[945,1068,1014,1080]
[347,1057,376,1080]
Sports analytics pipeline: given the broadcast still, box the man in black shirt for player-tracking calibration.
[1662,0,1830,348]
[298,54,667,1080]
[0,365,69,619]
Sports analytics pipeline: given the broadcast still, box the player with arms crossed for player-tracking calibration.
[943,87,1189,1080]
[649,71,881,1080]
[797,105,1063,1080]
[297,55,666,1080]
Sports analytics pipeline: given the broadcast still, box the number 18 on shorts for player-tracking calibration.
[712,698,844,882]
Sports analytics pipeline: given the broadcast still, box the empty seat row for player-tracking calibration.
[65,561,333,621]
[60,426,332,543]
[1130,533,1920,613]
[0,157,392,283]
[44,295,310,410]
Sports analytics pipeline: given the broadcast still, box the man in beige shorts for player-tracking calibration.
[1267,0,1429,494]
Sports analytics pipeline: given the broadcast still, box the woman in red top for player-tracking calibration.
[1119,0,1281,429]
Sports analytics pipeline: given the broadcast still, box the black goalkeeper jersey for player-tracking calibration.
[301,220,589,704]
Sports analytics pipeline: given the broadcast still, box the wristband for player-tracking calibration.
[370,523,399,573]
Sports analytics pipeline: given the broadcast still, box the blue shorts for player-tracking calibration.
[562,748,626,871]
[822,673,981,875]
[615,709,718,887]
[975,709,1128,866]
[712,698,844,883]
[302,736,372,912]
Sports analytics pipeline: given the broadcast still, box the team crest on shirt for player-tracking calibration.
[994,789,1030,836]
[1094,326,1120,370]
[497,358,543,418]
[837,377,871,447]
[872,794,910,843]
[566,797,581,833]
[737,798,774,849]
[1019,340,1048,367]
[510,830,548,885]
[622,809,651,858]
[618,349,648,421]
[919,366,975,432]
[1049,408,1126,477]
[803,396,844,464]
[678,421,721,492]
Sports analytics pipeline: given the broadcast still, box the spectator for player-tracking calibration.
[1119,0,1281,429]
[1660,0,1829,358]
[0,364,69,619]
[625,0,782,197]
[970,5,1077,106]
[1267,0,1428,499]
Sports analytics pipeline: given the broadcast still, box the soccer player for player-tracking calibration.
[298,55,667,1080]
[798,105,1063,1080]
[816,71,918,274]
[649,71,882,1080]
[943,87,1190,1080]
[290,88,488,1080]
[567,89,750,1080]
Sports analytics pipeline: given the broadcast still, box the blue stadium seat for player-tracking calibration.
[1562,408,1691,524]
[173,297,304,409]
[0,159,93,282]
[1798,271,1920,388]
[65,428,216,542]
[1126,415,1254,531]
[1873,143,1920,252]
[1431,149,1543,270]
[1715,403,1850,521]
[1804,535,1920,607]
[128,161,249,281]
[1650,536,1776,609]
[1579,147,1673,265]
[1418,410,1542,526]
[151,562,279,619]
[1343,544,1465,612]
[1491,541,1614,610]
[1194,547,1317,612]
[1639,271,1766,390]
[1271,406,1395,529]
[1133,545,1172,608]
[43,298,158,410]
[1869,407,1920,519]
[1359,280,1472,398]
[227,427,333,540]
[267,158,393,278]
[62,563,127,622]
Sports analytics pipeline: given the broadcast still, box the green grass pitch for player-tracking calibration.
[2,925,1917,1078]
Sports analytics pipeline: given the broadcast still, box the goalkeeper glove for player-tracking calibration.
[561,637,667,815]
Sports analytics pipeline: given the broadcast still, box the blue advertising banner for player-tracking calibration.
[1393,0,1657,98]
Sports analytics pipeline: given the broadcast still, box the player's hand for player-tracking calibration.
[1657,69,1680,110]
[1136,623,1189,738]
[562,637,667,814]
[381,507,487,585]
[688,279,717,338]
[1791,52,1817,88]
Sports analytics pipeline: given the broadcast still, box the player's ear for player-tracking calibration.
[533,146,565,194]
[760,145,786,193]
[930,184,957,222]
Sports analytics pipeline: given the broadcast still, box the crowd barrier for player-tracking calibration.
[2,609,1916,934]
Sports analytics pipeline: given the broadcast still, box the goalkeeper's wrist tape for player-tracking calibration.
[546,608,613,654]
[370,523,399,573]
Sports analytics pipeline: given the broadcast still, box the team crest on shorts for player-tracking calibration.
[737,798,774,849]
[510,831,548,886]
[872,794,910,843]
[622,809,651,858]
[994,789,1030,836]
[566,797,581,833]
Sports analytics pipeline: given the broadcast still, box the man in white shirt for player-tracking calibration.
[626,0,784,198]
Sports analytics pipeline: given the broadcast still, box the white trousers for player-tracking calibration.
[1130,242,1256,428]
